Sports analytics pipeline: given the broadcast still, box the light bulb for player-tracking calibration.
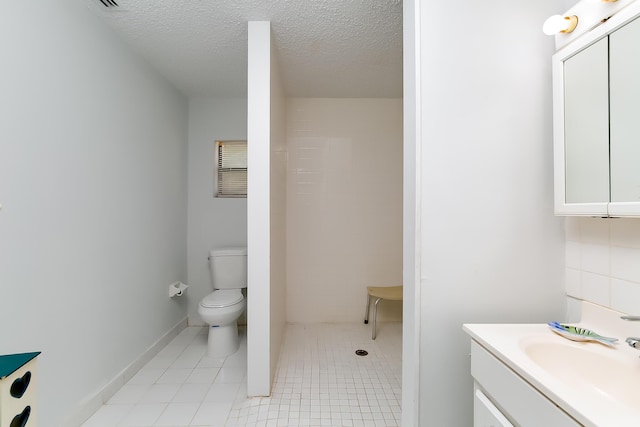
[543,15,579,35]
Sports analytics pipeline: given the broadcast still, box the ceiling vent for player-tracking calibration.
[97,0,119,8]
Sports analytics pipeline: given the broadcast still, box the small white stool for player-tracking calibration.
[364,286,403,340]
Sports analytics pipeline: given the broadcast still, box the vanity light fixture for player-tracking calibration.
[543,15,579,35]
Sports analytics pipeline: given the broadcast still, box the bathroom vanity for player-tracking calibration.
[465,302,640,426]
[553,1,640,216]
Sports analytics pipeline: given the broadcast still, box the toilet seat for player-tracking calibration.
[200,290,243,308]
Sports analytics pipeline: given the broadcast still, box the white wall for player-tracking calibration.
[402,2,420,425]
[286,98,403,323]
[187,98,247,324]
[0,1,188,425]
[269,37,288,391]
[247,21,275,397]
[566,218,640,316]
[416,1,567,425]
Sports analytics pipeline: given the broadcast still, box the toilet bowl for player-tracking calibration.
[198,289,246,357]
[198,247,247,358]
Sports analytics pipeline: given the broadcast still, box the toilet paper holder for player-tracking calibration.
[169,282,188,298]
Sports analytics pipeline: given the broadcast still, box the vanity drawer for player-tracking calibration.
[474,387,514,427]
[471,341,580,427]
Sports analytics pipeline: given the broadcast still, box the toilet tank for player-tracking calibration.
[209,247,247,289]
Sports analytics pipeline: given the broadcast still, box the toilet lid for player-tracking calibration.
[201,290,243,308]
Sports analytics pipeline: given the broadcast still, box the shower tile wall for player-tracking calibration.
[286,98,403,323]
[566,217,640,315]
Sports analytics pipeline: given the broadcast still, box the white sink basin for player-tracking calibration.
[520,335,640,408]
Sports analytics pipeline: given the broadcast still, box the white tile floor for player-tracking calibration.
[82,322,402,427]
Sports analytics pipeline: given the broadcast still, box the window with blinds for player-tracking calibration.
[216,140,247,198]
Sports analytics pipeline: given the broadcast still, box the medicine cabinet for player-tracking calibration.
[553,6,640,216]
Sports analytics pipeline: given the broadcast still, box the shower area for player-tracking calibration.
[262,96,404,426]
[245,19,403,425]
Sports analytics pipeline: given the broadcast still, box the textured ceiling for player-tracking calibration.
[85,0,403,98]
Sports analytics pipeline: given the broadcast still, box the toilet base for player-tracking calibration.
[206,321,239,358]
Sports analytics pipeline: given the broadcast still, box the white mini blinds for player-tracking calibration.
[216,140,247,197]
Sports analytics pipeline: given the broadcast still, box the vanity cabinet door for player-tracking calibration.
[609,16,640,210]
[562,37,609,206]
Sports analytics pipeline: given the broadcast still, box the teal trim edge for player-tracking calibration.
[0,352,41,379]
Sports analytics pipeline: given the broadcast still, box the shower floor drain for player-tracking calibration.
[355,349,368,356]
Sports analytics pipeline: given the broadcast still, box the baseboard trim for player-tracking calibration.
[61,317,187,427]
[188,315,206,326]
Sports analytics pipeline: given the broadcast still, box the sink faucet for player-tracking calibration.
[621,315,640,349]
[627,337,640,349]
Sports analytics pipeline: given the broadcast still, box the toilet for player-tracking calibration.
[198,247,247,358]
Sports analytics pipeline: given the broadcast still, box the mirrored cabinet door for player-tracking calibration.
[554,4,640,216]
[563,38,609,205]
[610,17,640,203]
